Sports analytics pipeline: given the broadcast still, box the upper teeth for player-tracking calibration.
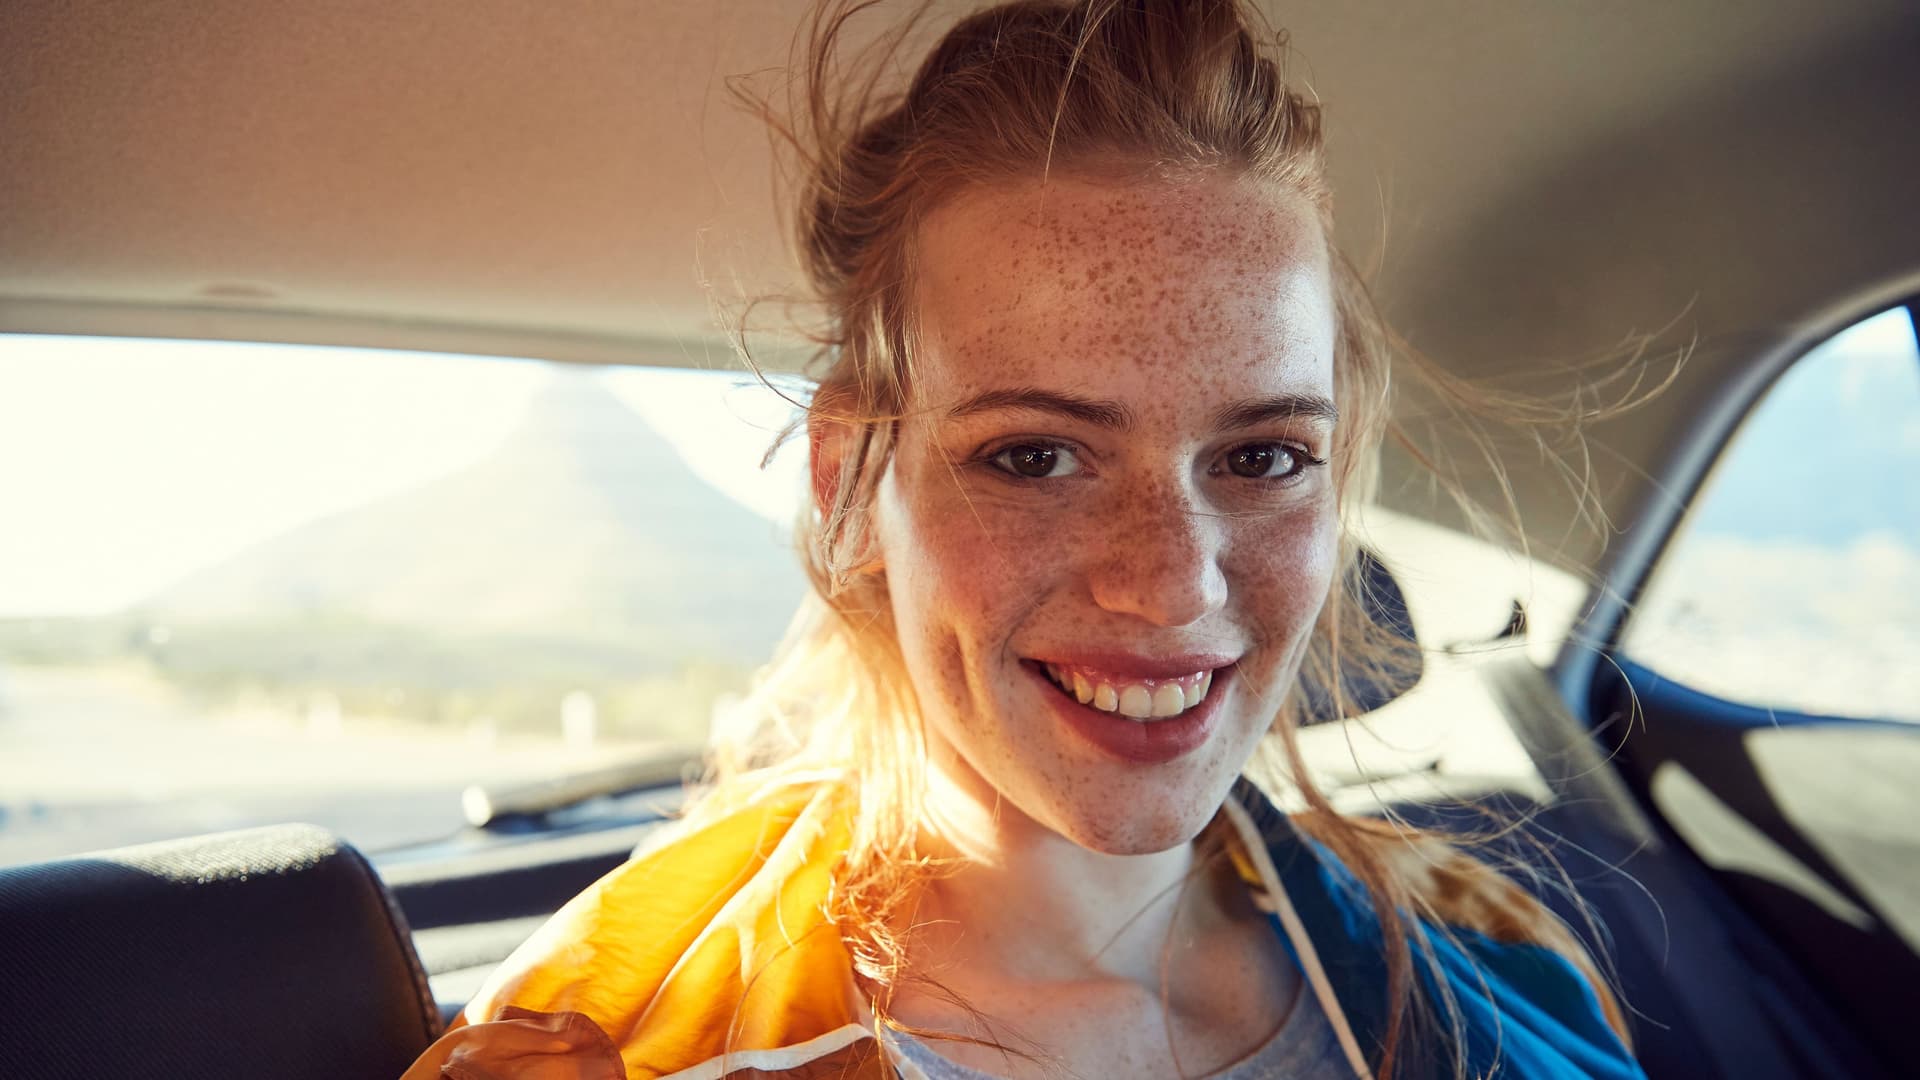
[1043,663,1215,720]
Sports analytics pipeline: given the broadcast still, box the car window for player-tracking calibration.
[0,335,809,866]
[1621,304,1920,722]
[1600,303,1920,1016]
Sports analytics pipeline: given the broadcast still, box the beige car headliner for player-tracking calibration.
[4,0,1918,576]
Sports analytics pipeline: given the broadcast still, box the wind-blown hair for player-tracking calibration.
[695,2,1634,1076]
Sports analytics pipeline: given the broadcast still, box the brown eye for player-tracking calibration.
[1226,443,1296,479]
[990,442,1080,479]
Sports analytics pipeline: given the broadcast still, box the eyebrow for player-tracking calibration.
[945,388,1136,430]
[945,386,1338,433]
[1209,393,1340,432]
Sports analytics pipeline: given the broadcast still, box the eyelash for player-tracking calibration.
[981,439,1081,480]
[1209,442,1329,485]
[979,439,1328,485]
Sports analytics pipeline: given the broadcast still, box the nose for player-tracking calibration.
[1085,480,1229,628]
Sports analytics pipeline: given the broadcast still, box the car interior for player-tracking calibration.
[1,2,1916,1078]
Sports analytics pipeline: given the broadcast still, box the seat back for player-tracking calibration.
[0,824,440,1080]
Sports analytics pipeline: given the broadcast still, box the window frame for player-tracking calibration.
[1555,281,1920,710]
[1607,300,1920,724]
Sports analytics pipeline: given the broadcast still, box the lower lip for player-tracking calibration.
[1025,662,1229,766]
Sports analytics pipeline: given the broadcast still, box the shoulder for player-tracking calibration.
[1332,818,1641,1078]
[1229,782,1640,1078]
[399,774,877,1080]
[1365,826,1627,1030]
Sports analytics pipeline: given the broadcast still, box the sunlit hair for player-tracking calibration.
[695,1,1639,1076]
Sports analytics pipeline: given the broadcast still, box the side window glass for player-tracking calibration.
[1621,305,1920,722]
[0,337,809,866]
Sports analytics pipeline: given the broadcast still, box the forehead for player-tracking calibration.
[911,174,1334,404]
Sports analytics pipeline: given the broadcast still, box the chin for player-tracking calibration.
[1065,818,1204,857]
[1037,769,1242,856]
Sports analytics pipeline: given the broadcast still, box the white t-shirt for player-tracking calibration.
[877,979,1350,1080]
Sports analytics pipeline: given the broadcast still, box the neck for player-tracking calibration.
[910,751,1222,987]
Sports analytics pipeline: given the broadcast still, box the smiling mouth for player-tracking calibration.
[1036,662,1219,720]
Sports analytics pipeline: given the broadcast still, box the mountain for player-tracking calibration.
[143,370,809,666]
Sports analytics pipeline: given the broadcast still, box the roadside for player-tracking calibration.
[0,665,656,864]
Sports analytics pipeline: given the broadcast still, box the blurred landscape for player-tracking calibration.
[0,364,808,862]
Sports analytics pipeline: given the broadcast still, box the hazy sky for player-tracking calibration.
[0,337,807,617]
[1688,305,1918,545]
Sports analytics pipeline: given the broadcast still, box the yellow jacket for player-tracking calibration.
[403,777,886,1079]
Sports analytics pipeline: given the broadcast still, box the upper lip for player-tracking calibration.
[1023,649,1239,680]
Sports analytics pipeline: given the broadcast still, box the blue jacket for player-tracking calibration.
[1227,778,1642,1078]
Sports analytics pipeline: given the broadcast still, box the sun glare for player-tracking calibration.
[0,336,807,618]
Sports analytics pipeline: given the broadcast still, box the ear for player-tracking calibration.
[808,410,848,521]
[806,398,887,579]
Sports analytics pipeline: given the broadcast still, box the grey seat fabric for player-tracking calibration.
[0,824,440,1080]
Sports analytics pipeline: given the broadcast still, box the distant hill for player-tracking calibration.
[142,370,808,668]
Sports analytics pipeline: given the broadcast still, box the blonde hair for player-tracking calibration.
[699,1,1636,1075]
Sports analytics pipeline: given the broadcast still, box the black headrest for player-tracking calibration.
[0,824,439,1080]
[1299,547,1423,724]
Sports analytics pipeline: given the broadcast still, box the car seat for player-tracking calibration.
[0,824,439,1079]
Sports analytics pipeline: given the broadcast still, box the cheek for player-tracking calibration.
[1224,503,1338,661]
[873,457,1056,693]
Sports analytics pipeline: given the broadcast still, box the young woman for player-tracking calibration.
[401,2,1641,1077]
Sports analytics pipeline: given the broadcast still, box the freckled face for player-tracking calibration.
[872,174,1340,855]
